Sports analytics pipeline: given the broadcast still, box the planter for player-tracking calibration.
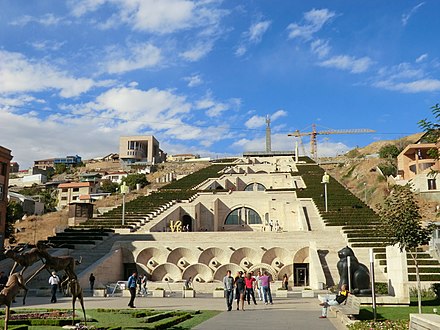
[213,290,225,298]
[93,289,107,297]
[36,289,51,297]
[276,290,288,298]
[152,290,165,297]
[301,290,314,298]
[182,290,195,298]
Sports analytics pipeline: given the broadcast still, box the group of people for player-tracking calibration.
[223,270,274,311]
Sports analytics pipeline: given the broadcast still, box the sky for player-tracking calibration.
[1,0,440,168]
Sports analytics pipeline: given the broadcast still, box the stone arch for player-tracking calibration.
[230,247,261,270]
[182,263,213,283]
[198,247,229,270]
[248,263,278,280]
[224,207,262,225]
[278,264,294,281]
[261,247,292,270]
[244,182,266,191]
[213,263,243,281]
[293,247,310,263]
[167,247,197,269]
[135,247,166,271]
[151,263,182,282]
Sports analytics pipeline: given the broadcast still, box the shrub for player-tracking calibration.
[348,320,409,330]
[431,283,440,299]
[374,282,388,295]
[379,144,400,159]
[409,286,436,299]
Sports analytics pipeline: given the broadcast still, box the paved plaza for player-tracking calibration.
[13,294,347,330]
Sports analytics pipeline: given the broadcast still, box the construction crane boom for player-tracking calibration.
[288,124,375,161]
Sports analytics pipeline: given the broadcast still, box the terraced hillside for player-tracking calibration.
[296,161,440,282]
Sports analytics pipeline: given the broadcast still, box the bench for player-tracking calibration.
[330,294,361,316]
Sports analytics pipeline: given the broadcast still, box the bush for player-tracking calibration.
[431,283,440,299]
[348,320,409,330]
[374,282,388,295]
[379,144,400,159]
[409,286,436,299]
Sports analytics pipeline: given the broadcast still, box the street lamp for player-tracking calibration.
[120,182,129,226]
[322,172,330,212]
[363,182,367,203]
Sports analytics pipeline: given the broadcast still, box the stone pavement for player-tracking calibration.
[13,294,346,330]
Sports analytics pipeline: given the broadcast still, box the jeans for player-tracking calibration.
[321,299,339,316]
[225,290,233,310]
[245,288,257,304]
[262,286,272,303]
[128,287,136,307]
[50,284,58,303]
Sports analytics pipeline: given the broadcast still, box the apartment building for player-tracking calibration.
[34,155,82,170]
[0,146,13,246]
[119,135,165,164]
[57,182,96,209]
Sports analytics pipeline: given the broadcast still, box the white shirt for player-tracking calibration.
[49,275,60,285]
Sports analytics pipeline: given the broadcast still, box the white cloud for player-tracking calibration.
[374,79,440,93]
[105,43,162,74]
[183,74,203,87]
[180,41,214,61]
[245,115,265,129]
[236,19,271,57]
[70,0,107,17]
[10,13,64,26]
[271,110,288,121]
[195,94,238,118]
[310,39,331,58]
[287,8,335,40]
[0,50,96,98]
[402,2,425,26]
[30,40,66,51]
[318,55,373,73]
[416,53,428,63]
[249,20,271,43]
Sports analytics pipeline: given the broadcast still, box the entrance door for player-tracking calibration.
[182,214,192,232]
[293,263,309,286]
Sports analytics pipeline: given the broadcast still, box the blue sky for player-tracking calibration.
[1,1,440,168]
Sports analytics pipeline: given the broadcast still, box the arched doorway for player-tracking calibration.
[182,214,192,231]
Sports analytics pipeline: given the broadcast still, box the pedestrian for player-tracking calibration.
[48,271,60,303]
[223,270,234,311]
[234,271,245,311]
[244,272,257,305]
[184,276,192,289]
[282,273,289,290]
[269,219,273,231]
[319,284,349,318]
[137,274,143,294]
[260,271,273,305]
[127,271,137,308]
[255,271,263,301]
[0,271,8,290]
[89,273,96,291]
[141,274,148,296]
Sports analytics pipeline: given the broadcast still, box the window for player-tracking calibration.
[0,162,6,176]
[73,188,79,192]
[225,207,262,225]
[0,183,3,201]
[244,183,266,191]
[428,179,437,190]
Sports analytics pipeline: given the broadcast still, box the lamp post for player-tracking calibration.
[322,172,330,212]
[120,182,129,226]
[364,182,367,203]
[369,248,377,321]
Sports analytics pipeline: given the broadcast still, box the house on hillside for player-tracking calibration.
[57,182,97,209]
[34,155,82,170]
[395,142,440,200]
[8,191,44,215]
[102,171,128,184]
[119,135,166,164]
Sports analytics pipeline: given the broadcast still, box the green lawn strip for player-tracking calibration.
[168,310,221,330]
[357,300,440,321]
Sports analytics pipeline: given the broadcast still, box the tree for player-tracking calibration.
[378,185,435,313]
[6,201,24,244]
[418,103,440,158]
[54,163,67,174]
[379,144,400,159]
[100,179,119,193]
[122,173,149,190]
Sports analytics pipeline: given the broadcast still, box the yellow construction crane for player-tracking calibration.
[288,124,375,161]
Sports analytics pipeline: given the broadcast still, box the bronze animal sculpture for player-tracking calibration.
[0,273,28,330]
[337,246,371,294]
[3,245,42,276]
[62,277,87,326]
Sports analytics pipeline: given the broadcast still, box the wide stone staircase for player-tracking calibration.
[296,161,440,284]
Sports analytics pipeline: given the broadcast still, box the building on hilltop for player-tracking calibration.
[119,135,165,164]
[8,191,44,216]
[167,154,199,162]
[396,142,440,200]
[0,146,12,247]
[34,155,82,170]
[10,162,19,173]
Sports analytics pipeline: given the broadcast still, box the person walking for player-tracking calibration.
[89,273,96,291]
[244,272,257,305]
[223,270,234,311]
[141,274,148,296]
[260,271,273,305]
[282,273,289,290]
[234,271,246,311]
[127,271,137,308]
[255,271,263,301]
[48,271,60,303]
